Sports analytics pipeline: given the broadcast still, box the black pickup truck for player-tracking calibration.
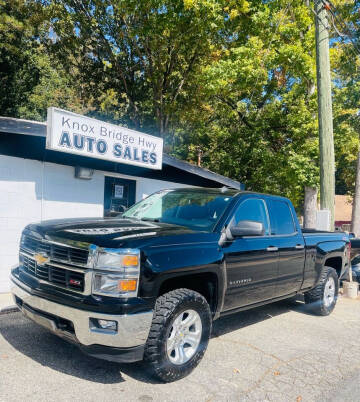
[11,188,350,382]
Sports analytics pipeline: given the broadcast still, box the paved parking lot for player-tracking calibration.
[1,296,360,402]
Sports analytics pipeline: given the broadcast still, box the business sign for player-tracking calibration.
[46,107,163,170]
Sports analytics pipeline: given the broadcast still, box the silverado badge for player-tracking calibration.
[34,252,49,266]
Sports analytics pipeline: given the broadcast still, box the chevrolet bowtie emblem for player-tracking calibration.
[34,253,49,266]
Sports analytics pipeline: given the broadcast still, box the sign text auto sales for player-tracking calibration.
[46,107,163,170]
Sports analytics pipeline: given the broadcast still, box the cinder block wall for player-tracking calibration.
[0,155,191,293]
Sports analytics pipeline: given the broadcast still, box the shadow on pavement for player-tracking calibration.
[0,313,157,384]
[212,296,309,338]
[0,297,310,384]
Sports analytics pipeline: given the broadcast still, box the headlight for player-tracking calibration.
[93,273,138,297]
[96,251,139,272]
[91,247,140,298]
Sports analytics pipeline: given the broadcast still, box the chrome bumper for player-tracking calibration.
[11,275,153,349]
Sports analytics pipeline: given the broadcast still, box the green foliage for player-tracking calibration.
[171,0,319,210]
[45,0,251,134]
[0,0,40,117]
[1,0,360,211]
[328,0,360,196]
[0,0,90,120]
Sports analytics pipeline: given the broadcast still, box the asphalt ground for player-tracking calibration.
[1,296,360,402]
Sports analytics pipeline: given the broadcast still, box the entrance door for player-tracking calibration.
[104,177,136,217]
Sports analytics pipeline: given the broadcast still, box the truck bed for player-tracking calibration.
[302,229,349,248]
[302,228,344,235]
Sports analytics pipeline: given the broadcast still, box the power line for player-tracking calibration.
[328,17,360,63]
[320,0,360,57]
[310,5,330,31]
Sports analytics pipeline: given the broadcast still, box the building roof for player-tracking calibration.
[0,116,241,189]
[335,194,352,222]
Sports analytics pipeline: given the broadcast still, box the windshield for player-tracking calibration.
[122,189,234,231]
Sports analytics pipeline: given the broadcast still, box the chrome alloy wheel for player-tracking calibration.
[166,309,202,365]
[323,276,336,307]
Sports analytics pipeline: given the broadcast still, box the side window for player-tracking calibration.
[234,198,270,235]
[267,199,296,235]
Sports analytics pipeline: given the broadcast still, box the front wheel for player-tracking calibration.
[304,266,339,316]
[144,288,212,382]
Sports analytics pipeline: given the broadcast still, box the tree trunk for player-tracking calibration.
[351,146,360,236]
[304,186,318,229]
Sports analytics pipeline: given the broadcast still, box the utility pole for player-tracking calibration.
[314,0,335,230]
[351,128,360,236]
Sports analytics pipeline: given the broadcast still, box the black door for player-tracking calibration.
[104,177,136,217]
[266,198,306,297]
[222,197,279,311]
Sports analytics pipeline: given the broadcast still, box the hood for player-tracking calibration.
[24,217,199,249]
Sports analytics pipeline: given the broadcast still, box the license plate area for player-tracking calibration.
[22,304,58,332]
[15,296,76,341]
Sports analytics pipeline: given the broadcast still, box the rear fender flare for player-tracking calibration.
[314,242,346,284]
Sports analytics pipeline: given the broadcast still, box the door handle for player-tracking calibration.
[295,244,305,249]
[266,246,278,252]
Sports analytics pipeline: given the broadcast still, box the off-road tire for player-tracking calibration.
[144,288,212,382]
[304,266,339,316]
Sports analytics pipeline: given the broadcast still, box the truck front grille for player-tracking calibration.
[22,235,89,266]
[21,255,85,292]
[19,235,89,293]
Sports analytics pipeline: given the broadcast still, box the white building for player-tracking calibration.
[0,116,240,293]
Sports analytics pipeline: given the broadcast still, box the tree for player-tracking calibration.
[329,1,360,198]
[172,0,320,211]
[0,0,89,120]
[2,0,360,218]
[326,1,360,230]
[0,0,42,117]
[304,187,318,228]
[44,0,250,138]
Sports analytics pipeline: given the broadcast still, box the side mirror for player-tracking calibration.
[230,220,264,237]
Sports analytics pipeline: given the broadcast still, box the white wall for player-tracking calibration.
[0,156,42,293]
[0,154,192,293]
[136,177,190,200]
[41,163,104,220]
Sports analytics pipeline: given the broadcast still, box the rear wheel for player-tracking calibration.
[144,288,212,382]
[304,266,339,316]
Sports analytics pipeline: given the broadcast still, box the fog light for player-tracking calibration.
[89,318,117,332]
[98,319,117,330]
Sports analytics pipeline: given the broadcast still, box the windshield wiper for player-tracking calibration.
[140,217,160,222]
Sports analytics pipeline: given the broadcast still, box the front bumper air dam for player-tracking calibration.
[11,275,154,362]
